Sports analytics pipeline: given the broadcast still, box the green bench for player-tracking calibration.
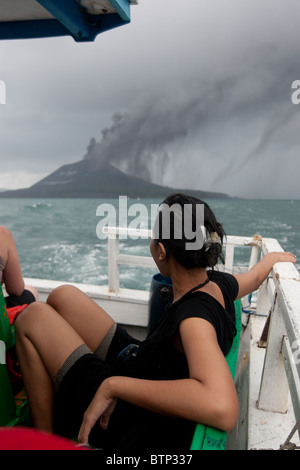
[190,299,242,450]
[0,282,241,450]
[0,284,31,427]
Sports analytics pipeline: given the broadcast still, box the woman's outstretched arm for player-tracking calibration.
[234,251,296,300]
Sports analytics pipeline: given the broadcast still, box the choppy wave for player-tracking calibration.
[25,202,53,210]
[0,197,299,289]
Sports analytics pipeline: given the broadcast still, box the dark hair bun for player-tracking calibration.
[155,193,225,269]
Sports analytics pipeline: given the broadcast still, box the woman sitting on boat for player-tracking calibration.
[0,225,38,309]
[14,193,296,450]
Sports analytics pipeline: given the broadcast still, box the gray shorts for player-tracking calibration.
[55,322,117,391]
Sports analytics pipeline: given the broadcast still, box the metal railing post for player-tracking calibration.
[257,295,289,413]
[107,232,120,293]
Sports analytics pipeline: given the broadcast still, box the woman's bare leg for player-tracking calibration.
[15,301,88,431]
[47,285,115,352]
[15,286,115,431]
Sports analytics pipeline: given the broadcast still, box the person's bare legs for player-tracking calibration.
[47,285,115,352]
[15,302,85,431]
[15,286,115,431]
[14,293,114,432]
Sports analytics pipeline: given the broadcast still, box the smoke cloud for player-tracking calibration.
[2,0,300,198]
[83,96,192,184]
[79,19,300,200]
[83,49,300,196]
[82,81,228,184]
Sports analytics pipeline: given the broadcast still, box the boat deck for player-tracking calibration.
[248,314,300,450]
[21,228,300,450]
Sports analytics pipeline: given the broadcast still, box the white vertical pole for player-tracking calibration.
[108,235,120,293]
[256,278,273,318]
[257,296,289,413]
[225,243,234,273]
[248,244,260,270]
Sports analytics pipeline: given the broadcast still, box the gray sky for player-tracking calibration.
[1,0,300,198]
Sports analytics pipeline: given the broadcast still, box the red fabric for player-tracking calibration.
[7,304,28,324]
[5,305,28,390]
[0,427,84,450]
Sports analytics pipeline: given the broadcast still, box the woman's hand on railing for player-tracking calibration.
[234,251,296,299]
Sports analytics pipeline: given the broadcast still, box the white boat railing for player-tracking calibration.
[103,227,155,293]
[255,238,300,427]
[23,226,300,439]
[103,227,263,293]
[103,227,300,436]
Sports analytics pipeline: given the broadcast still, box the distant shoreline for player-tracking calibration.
[0,160,233,200]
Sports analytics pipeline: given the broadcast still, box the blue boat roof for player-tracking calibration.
[0,0,138,42]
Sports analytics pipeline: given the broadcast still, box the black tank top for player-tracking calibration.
[118,270,239,380]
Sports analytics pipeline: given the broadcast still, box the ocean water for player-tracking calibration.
[0,198,299,291]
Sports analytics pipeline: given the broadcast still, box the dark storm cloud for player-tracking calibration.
[82,45,300,197]
[1,0,300,197]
